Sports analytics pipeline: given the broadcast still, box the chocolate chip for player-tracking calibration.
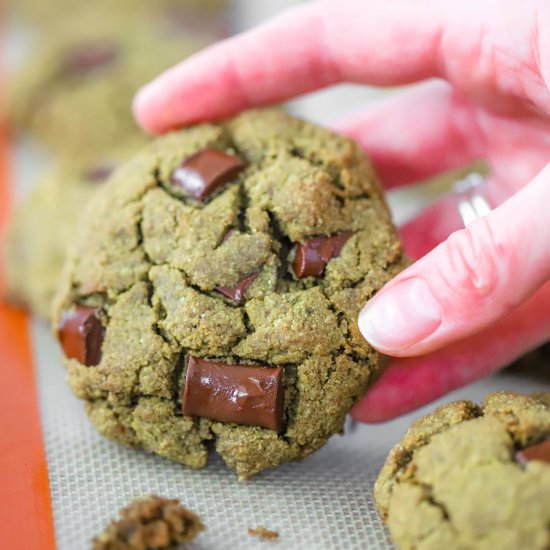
[63,43,119,76]
[293,231,353,278]
[58,306,105,366]
[516,439,550,465]
[182,356,284,431]
[84,164,115,183]
[170,149,246,201]
[215,271,260,305]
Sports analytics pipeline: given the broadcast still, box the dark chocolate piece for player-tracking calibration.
[58,306,105,366]
[84,164,115,183]
[516,439,550,465]
[182,356,284,431]
[170,149,246,201]
[293,231,353,278]
[215,271,260,305]
[63,43,119,75]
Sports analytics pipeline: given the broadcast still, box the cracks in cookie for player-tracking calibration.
[136,208,155,267]
[289,146,306,160]
[397,480,459,544]
[280,364,298,445]
[288,142,364,197]
[86,398,139,443]
[497,411,523,442]
[241,309,254,335]
[78,291,109,309]
[211,173,250,252]
[347,350,374,365]
[144,270,173,348]
[325,253,406,294]
[322,289,354,345]
[425,492,451,522]
[171,352,186,406]
[236,179,250,234]
[332,193,346,207]
[152,167,162,187]
[213,226,234,251]
[266,210,294,284]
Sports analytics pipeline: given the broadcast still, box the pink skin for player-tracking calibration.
[134,0,550,421]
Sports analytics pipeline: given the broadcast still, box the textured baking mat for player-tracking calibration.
[31,320,550,550]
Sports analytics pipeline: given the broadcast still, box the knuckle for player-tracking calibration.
[432,217,506,301]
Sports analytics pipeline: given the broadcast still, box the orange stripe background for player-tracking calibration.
[0,86,56,550]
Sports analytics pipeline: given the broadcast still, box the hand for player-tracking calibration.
[134,0,550,421]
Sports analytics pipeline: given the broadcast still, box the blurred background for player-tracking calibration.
[4,0,465,323]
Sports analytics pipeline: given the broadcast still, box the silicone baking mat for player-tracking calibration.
[28,317,549,550]
[3,4,550,549]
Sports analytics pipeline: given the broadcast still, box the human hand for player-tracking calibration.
[133,0,550,421]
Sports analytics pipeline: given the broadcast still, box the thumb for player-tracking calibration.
[359,163,550,357]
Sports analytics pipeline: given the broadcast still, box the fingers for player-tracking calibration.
[134,0,445,132]
[333,81,482,188]
[358,162,550,357]
[134,0,546,134]
[353,280,550,422]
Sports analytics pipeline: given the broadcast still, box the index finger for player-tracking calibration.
[133,0,543,134]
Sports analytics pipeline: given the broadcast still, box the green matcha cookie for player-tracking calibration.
[52,109,405,479]
[3,144,144,320]
[375,391,550,550]
[9,9,205,161]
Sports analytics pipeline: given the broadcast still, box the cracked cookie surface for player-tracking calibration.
[375,391,550,550]
[53,109,405,479]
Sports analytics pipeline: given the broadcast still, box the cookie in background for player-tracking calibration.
[7,7,211,162]
[375,391,550,550]
[3,141,147,320]
[8,0,229,38]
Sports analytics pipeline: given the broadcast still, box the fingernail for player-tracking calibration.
[358,278,442,351]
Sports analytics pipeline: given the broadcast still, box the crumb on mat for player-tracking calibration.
[92,495,204,549]
[248,526,279,541]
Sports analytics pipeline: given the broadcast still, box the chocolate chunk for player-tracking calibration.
[170,149,246,201]
[182,356,284,431]
[215,271,260,305]
[58,306,105,366]
[63,43,119,76]
[293,231,353,278]
[84,164,115,183]
[516,439,550,465]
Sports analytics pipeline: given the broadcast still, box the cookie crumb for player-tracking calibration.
[248,526,279,541]
[92,495,204,549]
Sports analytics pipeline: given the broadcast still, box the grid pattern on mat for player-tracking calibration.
[32,321,550,550]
